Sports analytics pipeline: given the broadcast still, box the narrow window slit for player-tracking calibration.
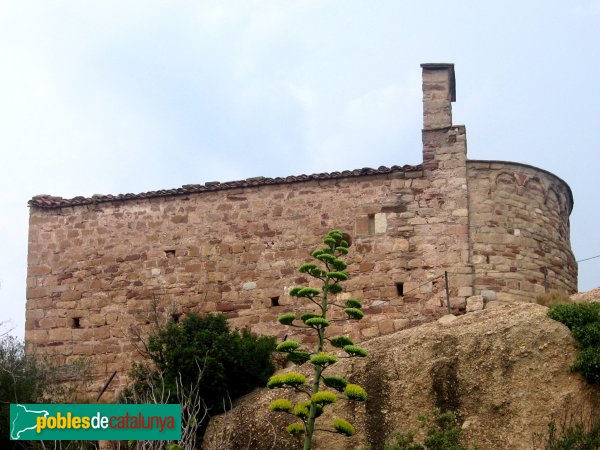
[395,282,404,297]
[270,296,280,307]
[71,317,81,329]
[368,214,375,235]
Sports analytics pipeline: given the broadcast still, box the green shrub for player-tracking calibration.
[548,302,600,384]
[548,303,600,330]
[121,313,276,445]
[0,335,91,450]
[541,418,600,450]
[572,322,600,348]
[0,336,46,449]
[384,409,474,450]
[143,313,275,409]
[570,347,600,384]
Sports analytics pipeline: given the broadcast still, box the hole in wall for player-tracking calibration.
[171,313,182,323]
[164,249,176,258]
[395,282,404,297]
[71,317,81,329]
[368,214,375,235]
[270,296,280,307]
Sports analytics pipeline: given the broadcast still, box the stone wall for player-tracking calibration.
[25,63,577,397]
[467,160,577,300]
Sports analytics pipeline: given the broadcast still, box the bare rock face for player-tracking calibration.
[203,304,600,450]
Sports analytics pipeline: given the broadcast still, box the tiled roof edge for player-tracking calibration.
[29,164,422,209]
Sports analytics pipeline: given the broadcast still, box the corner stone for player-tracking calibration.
[466,295,484,313]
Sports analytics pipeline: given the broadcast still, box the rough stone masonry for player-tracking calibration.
[25,63,577,396]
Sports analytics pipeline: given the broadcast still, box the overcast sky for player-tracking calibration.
[1,1,599,339]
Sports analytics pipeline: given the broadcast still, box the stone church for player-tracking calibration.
[26,63,577,395]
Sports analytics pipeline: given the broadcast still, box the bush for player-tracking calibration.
[541,418,600,450]
[125,313,275,409]
[0,336,47,449]
[548,302,600,384]
[570,347,600,384]
[384,409,474,450]
[572,322,600,348]
[548,303,600,330]
[122,313,276,446]
[0,337,92,450]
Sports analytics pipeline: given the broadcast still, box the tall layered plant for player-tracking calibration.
[267,229,368,450]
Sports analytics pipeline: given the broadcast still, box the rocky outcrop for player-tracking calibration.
[203,303,600,450]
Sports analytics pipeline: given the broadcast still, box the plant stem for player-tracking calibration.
[303,280,329,450]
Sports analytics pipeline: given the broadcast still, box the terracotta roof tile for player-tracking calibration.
[28,164,422,209]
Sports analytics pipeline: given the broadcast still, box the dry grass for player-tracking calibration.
[533,290,575,307]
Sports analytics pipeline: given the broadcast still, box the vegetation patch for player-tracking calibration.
[548,302,600,384]
[266,229,367,450]
[381,409,474,450]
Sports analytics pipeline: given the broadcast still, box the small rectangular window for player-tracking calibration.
[368,214,375,235]
[165,249,176,257]
[71,317,81,329]
[270,296,280,307]
[395,282,404,297]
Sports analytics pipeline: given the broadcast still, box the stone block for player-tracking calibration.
[61,289,83,301]
[242,281,256,290]
[378,319,395,335]
[393,319,410,331]
[48,328,72,341]
[361,326,380,339]
[438,314,457,325]
[94,327,111,340]
[89,314,106,326]
[481,290,497,301]
[466,295,484,313]
[27,287,48,299]
[27,329,48,344]
[374,213,387,233]
[458,286,473,297]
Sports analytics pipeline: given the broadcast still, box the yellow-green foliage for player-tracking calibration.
[266,230,367,449]
[293,401,310,419]
[286,423,305,436]
[310,391,337,405]
[269,399,293,412]
[278,313,296,325]
[323,375,348,392]
[343,345,368,357]
[276,340,301,352]
[267,372,306,388]
[344,383,367,401]
[309,352,338,366]
[333,418,356,436]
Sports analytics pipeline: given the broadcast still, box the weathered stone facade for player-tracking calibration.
[25,64,577,396]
